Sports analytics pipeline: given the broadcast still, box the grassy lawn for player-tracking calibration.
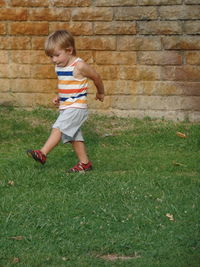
[0,107,200,266]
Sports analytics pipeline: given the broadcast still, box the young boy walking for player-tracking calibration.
[27,30,105,172]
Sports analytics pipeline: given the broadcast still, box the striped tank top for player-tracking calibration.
[55,57,88,109]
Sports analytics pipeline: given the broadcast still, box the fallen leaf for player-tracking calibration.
[172,161,186,167]
[10,236,24,240]
[8,180,14,186]
[176,132,187,138]
[166,213,175,221]
[12,257,20,263]
[97,253,141,261]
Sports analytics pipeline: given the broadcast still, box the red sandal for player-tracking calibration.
[68,161,92,173]
[27,150,47,165]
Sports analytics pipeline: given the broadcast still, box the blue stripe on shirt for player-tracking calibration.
[57,71,73,76]
[60,93,87,101]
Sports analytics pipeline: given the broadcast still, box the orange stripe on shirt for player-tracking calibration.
[61,99,87,106]
[58,87,87,94]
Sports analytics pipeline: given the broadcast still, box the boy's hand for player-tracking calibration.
[52,96,60,106]
[96,93,104,102]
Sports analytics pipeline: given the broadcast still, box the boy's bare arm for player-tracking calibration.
[76,61,105,102]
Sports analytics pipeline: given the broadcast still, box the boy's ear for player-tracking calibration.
[66,47,73,54]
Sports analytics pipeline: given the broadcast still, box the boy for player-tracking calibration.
[27,30,105,172]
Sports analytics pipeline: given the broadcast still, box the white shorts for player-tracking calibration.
[52,108,88,144]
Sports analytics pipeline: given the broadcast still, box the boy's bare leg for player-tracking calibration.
[40,128,62,155]
[71,141,89,164]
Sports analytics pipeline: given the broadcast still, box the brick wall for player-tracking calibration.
[0,0,200,121]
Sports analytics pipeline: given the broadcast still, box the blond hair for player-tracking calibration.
[45,30,76,56]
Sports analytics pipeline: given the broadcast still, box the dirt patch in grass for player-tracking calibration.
[96,253,141,261]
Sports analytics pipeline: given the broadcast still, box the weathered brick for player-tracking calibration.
[0,51,9,64]
[72,7,113,21]
[159,5,200,20]
[31,65,56,79]
[0,93,14,106]
[0,8,27,20]
[138,21,182,35]
[31,37,46,50]
[119,66,137,80]
[0,79,10,92]
[136,81,200,96]
[87,93,111,109]
[185,0,200,4]
[95,51,136,65]
[9,22,49,35]
[115,7,157,20]
[104,80,137,95]
[11,0,49,7]
[52,0,91,7]
[94,22,136,35]
[94,0,137,6]
[95,65,119,80]
[0,23,6,34]
[138,0,182,5]
[137,66,161,81]
[138,51,182,65]
[162,66,200,81]
[185,52,200,64]
[162,36,200,50]
[0,0,5,7]
[77,51,94,64]
[10,79,57,93]
[76,36,116,50]
[117,36,161,51]
[1,37,31,50]
[184,21,200,34]
[49,22,93,36]
[10,50,31,64]
[0,64,9,78]
[10,64,30,78]
[28,8,71,21]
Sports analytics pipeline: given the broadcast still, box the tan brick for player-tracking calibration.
[76,51,94,64]
[0,37,31,49]
[94,0,137,6]
[138,51,182,65]
[115,7,157,20]
[94,22,136,35]
[72,7,113,21]
[185,52,200,65]
[184,21,200,34]
[31,37,46,50]
[138,21,182,35]
[111,95,136,110]
[117,36,161,51]
[185,0,200,4]
[137,66,161,81]
[76,36,116,51]
[162,66,200,81]
[159,5,200,20]
[0,23,6,35]
[104,80,137,95]
[10,50,30,64]
[30,51,51,64]
[88,93,111,109]
[0,93,14,106]
[0,64,9,78]
[119,66,137,80]
[49,22,93,36]
[0,79,10,92]
[0,51,9,63]
[31,65,56,79]
[10,64,30,78]
[10,79,57,93]
[9,22,49,35]
[11,0,49,7]
[52,0,91,7]
[95,65,119,80]
[0,8,27,20]
[28,8,70,21]
[162,36,200,50]
[0,0,5,7]
[12,92,55,107]
[136,81,200,96]
[95,51,136,65]
[139,0,182,5]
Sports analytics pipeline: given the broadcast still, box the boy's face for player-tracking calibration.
[50,46,73,67]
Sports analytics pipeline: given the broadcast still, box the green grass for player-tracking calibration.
[0,107,200,266]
